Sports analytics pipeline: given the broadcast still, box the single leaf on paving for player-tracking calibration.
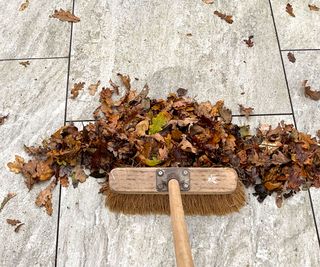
[35,180,57,216]
[88,80,101,96]
[0,114,9,125]
[303,80,320,101]
[70,82,85,99]
[309,4,320,11]
[14,223,25,233]
[0,193,17,213]
[19,0,29,11]
[19,61,30,67]
[243,35,254,47]
[177,88,188,97]
[287,52,296,63]
[239,104,254,118]
[50,9,80,23]
[286,3,295,17]
[214,11,234,24]
[202,0,214,4]
[6,219,21,226]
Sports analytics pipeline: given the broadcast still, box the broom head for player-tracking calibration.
[105,167,246,216]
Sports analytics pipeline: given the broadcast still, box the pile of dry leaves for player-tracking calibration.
[8,76,320,214]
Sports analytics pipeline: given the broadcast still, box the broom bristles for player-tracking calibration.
[104,180,246,216]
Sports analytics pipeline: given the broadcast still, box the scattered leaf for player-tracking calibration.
[186,33,192,37]
[0,114,9,125]
[19,61,30,67]
[214,11,233,24]
[202,0,214,4]
[0,193,17,213]
[19,0,29,11]
[177,88,188,97]
[287,52,296,63]
[239,104,254,118]
[50,9,80,23]
[309,4,320,11]
[117,73,131,90]
[303,80,320,101]
[14,223,25,233]
[70,82,85,99]
[243,35,254,47]
[88,80,101,96]
[275,193,283,208]
[35,180,56,216]
[286,3,295,17]
[6,219,21,226]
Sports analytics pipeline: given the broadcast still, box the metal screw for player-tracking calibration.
[183,183,189,189]
[182,170,189,176]
[157,170,164,176]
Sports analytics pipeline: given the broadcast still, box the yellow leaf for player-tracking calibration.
[148,111,171,135]
[145,157,162,166]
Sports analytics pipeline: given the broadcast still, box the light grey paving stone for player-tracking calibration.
[270,0,320,50]
[57,115,319,267]
[0,59,68,266]
[283,50,320,244]
[66,0,291,121]
[0,0,72,59]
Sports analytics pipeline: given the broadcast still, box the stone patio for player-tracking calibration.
[0,0,319,266]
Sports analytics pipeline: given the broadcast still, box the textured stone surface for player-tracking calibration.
[57,116,319,266]
[0,59,68,266]
[66,0,291,121]
[270,0,320,50]
[283,50,320,244]
[0,0,72,59]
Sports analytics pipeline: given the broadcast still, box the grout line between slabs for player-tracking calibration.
[0,56,68,62]
[281,49,320,52]
[55,0,76,266]
[268,0,320,249]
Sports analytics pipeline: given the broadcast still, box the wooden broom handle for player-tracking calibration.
[168,179,194,267]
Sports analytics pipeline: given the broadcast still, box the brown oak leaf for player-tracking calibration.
[219,106,232,123]
[287,52,296,63]
[19,0,29,11]
[50,9,80,23]
[35,180,57,216]
[117,73,131,91]
[70,82,85,99]
[286,3,295,17]
[19,61,30,67]
[239,104,254,118]
[214,11,233,24]
[303,80,320,101]
[6,219,21,226]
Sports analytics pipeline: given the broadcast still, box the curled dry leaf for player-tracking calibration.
[7,155,25,174]
[186,33,192,37]
[35,180,57,216]
[19,61,30,67]
[287,52,296,63]
[219,106,232,123]
[50,9,80,23]
[0,193,17,213]
[214,11,233,24]
[6,219,21,226]
[19,0,29,11]
[239,104,254,118]
[70,82,85,99]
[286,3,295,17]
[309,4,320,11]
[59,176,69,187]
[135,119,149,136]
[88,80,101,96]
[243,35,254,47]
[0,114,9,125]
[179,135,197,154]
[109,79,120,95]
[14,223,25,233]
[177,88,188,97]
[71,165,88,188]
[303,80,320,101]
[202,0,214,4]
[117,73,131,90]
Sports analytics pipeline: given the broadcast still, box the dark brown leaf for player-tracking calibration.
[243,35,254,47]
[303,80,320,101]
[286,3,295,17]
[14,223,25,233]
[287,52,296,63]
[0,114,9,125]
[50,9,80,23]
[0,193,17,213]
[6,219,21,226]
[309,4,320,11]
[19,61,30,67]
[177,88,188,97]
[214,11,233,24]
